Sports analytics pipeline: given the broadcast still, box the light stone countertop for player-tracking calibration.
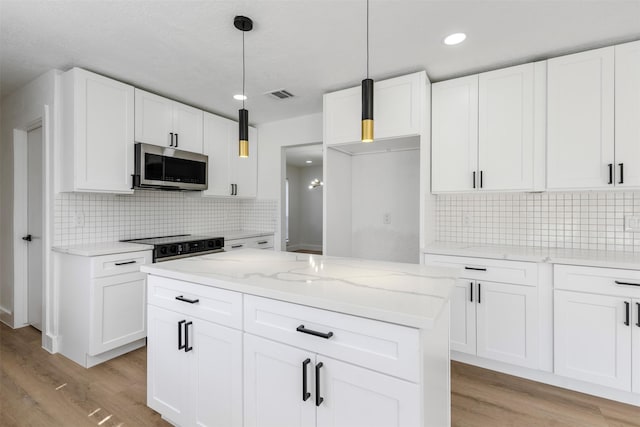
[424,242,640,270]
[141,249,456,329]
[52,241,154,257]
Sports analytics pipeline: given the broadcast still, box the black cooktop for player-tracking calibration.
[122,234,224,261]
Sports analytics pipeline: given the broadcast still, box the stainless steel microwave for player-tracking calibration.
[133,143,208,191]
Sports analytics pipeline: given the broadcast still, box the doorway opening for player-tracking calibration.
[283,144,323,255]
[26,125,44,331]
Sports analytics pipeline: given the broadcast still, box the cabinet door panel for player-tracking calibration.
[478,63,534,191]
[615,41,640,188]
[147,305,190,426]
[244,334,315,427]
[432,75,479,193]
[232,126,258,197]
[324,86,361,145]
[316,356,420,427]
[554,291,632,391]
[89,273,146,355]
[476,281,538,368]
[375,73,421,140]
[203,112,233,196]
[547,47,614,189]
[450,280,476,354]
[134,89,174,147]
[173,101,204,154]
[191,320,243,427]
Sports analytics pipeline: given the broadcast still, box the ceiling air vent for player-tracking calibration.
[266,89,295,100]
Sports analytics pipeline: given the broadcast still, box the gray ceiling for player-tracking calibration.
[286,144,323,168]
[1,0,639,124]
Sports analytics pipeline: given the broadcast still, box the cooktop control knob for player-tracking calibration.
[169,245,177,254]
[160,246,168,255]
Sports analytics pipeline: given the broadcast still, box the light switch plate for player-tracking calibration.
[624,215,640,232]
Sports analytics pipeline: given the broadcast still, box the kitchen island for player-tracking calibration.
[141,249,456,427]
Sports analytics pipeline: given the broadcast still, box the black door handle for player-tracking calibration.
[469,282,473,302]
[178,320,186,350]
[302,358,311,401]
[478,283,482,304]
[185,321,193,352]
[465,266,487,271]
[114,260,136,266]
[170,132,174,147]
[22,234,32,242]
[315,362,324,406]
[608,163,613,184]
[614,281,640,287]
[175,295,200,304]
[619,163,624,184]
[636,302,640,328]
[472,171,476,189]
[624,302,630,326]
[175,133,179,148]
[297,325,334,339]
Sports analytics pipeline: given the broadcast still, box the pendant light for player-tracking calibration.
[361,0,374,143]
[235,15,253,157]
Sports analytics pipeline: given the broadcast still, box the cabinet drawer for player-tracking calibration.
[225,238,250,251]
[554,264,640,298]
[424,254,538,286]
[244,295,420,382]
[147,275,242,329]
[91,250,152,278]
[249,236,273,249]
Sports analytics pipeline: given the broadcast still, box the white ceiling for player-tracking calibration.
[1,1,639,124]
[286,143,323,167]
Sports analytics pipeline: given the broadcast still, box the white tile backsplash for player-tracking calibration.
[436,192,640,252]
[54,190,277,245]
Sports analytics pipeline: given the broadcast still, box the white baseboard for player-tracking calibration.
[0,305,13,327]
[43,333,58,354]
[287,243,322,252]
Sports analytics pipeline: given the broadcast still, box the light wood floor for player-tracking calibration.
[2,324,639,426]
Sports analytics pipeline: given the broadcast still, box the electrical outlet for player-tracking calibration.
[624,215,640,232]
[383,213,391,225]
[73,211,84,227]
[463,212,472,227]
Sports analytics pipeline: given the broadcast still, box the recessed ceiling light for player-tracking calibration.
[233,94,247,101]
[444,33,466,46]
[306,160,313,164]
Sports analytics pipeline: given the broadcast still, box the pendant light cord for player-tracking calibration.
[242,30,246,109]
[366,0,369,79]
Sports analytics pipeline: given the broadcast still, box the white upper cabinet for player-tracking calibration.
[431,75,479,193]
[547,47,615,189]
[615,40,640,188]
[324,72,424,146]
[478,63,535,191]
[203,112,257,198]
[432,63,542,193]
[60,68,135,194]
[134,89,203,153]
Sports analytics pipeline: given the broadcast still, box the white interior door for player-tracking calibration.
[27,125,43,331]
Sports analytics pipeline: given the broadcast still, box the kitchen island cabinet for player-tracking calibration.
[141,249,455,427]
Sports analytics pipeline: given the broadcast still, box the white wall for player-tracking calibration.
[287,164,323,251]
[285,165,302,248]
[257,113,323,250]
[351,150,420,263]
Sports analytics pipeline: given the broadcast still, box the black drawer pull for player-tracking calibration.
[624,301,630,326]
[465,266,487,271]
[315,362,324,407]
[178,320,186,350]
[302,358,311,402]
[636,303,640,328]
[231,244,244,249]
[614,281,640,287]
[297,325,333,340]
[115,260,136,266]
[185,321,193,352]
[257,241,269,245]
[175,295,200,304]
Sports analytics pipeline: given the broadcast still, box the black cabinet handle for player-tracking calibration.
[478,283,482,304]
[619,163,624,184]
[469,282,473,302]
[185,321,193,352]
[302,358,311,402]
[178,320,186,350]
[175,295,200,304]
[614,280,640,287]
[608,163,613,184]
[170,132,174,147]
[465,266,487,271]
[480,170,483,188]
[175,133,179,148]
[315,362,324,407]
[114,260,136,266]
[472,171,476,189]
[231,244,243,249]
[257,241,268,245]
[624,302,630,326]
[234,184,238,195]
[22,234,32,242]
[297,325,334,339]
[636,303,640,328]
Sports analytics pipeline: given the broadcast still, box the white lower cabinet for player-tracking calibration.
[147,305,243,427]
[244,333,420,427]
[553,264,640,393]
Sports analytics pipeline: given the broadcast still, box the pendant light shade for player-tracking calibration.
[361,0,374,143]
[235,15,253,157]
